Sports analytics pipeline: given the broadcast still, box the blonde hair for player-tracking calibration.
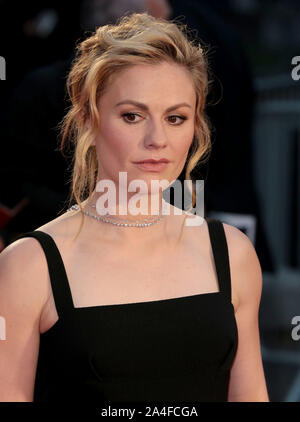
[58,12,213,240]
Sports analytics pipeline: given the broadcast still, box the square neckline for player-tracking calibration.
[16,217,233,322]
[39,290,230,338]
[72,290,222,311]
[33,218,225,312]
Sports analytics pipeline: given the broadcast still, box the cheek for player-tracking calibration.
[175,131,194,157]
[97,121,130,157]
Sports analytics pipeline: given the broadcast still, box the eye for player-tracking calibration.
[121,113,187,125]
[121,113,142,124]
[168,115,187,125]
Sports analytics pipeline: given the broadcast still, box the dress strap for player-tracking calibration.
[14,230,75,319]
[206,218,232,303]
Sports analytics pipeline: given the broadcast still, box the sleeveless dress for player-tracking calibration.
[14,218,238,402]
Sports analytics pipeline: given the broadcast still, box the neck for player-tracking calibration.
[79,192,183,246]
[83,191,170,223]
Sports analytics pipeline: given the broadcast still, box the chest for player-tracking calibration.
[40,230,238,335]
[65,239,221,308]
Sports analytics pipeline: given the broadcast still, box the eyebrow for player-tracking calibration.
[114,100,192,112]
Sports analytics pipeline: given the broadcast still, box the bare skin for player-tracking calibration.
[35,206,235,334]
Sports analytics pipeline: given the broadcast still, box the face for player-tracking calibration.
[91,61,196,202]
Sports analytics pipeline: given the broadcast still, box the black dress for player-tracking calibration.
[14,218,238,402]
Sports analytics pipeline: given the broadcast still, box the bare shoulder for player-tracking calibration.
[221,222,263,311]
[0,230,54,319]
[221,222,261,271]
[35,207,81,239]
[221,222,253,249]
[0,207,79,268]
[0,230,48,282]
[0,208,81,314]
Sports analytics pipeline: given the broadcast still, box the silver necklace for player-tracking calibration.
[67,203,165,227]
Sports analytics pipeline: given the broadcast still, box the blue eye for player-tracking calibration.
[121,113,187,125]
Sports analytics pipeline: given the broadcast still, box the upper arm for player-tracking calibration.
[0,238,49,401]
[223,223,270,402]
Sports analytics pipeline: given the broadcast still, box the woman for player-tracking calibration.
[0,12,269,402]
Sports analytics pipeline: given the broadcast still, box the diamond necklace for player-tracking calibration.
[67,203,165,227]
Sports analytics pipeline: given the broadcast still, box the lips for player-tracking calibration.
[133,161,169,172]
[134,159,170,164]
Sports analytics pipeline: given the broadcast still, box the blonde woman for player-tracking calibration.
[0,12,269,402]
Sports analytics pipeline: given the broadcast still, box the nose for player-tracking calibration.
[143,119,168,149]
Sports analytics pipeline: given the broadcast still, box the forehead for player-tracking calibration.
[101,62,196,104]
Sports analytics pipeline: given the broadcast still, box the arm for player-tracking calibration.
[223,223,270,402]
[0,238,49,401]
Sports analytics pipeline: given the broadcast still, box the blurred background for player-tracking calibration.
[0,0,299,402]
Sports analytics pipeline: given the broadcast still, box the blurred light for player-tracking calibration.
[230,0,259,14]
[33,8,59,38]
